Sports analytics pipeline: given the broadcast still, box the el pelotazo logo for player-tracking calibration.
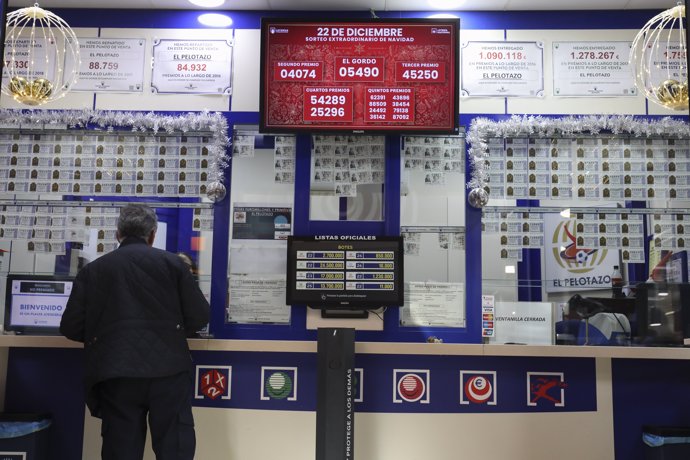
[552,219,607,273]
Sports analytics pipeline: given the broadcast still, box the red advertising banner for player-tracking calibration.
[260,19,459,133]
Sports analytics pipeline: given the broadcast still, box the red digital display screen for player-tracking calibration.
[260,19,460,134]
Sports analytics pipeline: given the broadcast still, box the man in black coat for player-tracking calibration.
[60,204,210,460]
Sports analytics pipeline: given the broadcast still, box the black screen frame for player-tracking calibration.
[4,273,74,335]
[634,282,690,345]
[286,236,404,310]
[259,17,460,135]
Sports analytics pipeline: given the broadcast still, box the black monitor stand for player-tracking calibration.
[316,327,355,460]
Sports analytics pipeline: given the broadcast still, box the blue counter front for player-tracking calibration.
[2,337,690,460]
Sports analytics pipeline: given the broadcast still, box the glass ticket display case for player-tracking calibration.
[399,132,467,330]
[476,120,690,347]
[226,127,295,325]
[0,114,225,330]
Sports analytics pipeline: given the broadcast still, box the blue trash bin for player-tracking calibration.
[643,425,690,460]
[0,413,51,460]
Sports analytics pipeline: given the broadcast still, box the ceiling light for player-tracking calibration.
[198,13,232,28]
[428,0,465,9]
[189,0,225,7]
[428,14,459,18]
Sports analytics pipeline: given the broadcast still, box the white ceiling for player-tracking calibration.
[6,0,679,11]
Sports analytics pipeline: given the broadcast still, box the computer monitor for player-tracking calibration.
[259,18,460,134]
[4,274,74,335]
[286,236,404,310]
[634,282,690,346]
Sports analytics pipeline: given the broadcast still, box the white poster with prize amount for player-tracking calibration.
[151,39,233,95]
[69,38,146,92]
[461,41,544,97]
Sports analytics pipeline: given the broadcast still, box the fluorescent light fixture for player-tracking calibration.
[505,265,516,274]
[189,0,225,7]
[560,208,571,218]
[428,0,465,9]
[428,13,460,18]
[198,13,232,27]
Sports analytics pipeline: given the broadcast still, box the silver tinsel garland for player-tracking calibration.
[466,114,690,193]
[0,108,231,185]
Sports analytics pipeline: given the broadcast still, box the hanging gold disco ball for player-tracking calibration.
[8,76,54,105]
[8,76,28,96]
[630,4,688,111]
[655,79,688,110]
[2,3,80,105]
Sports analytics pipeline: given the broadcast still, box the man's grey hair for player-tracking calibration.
[117,204,158,240]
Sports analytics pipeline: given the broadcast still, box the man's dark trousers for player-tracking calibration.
[98,372,195,460]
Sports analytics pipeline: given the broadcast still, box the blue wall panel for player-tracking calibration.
[612,358,690,460]
[5,348,85,460]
